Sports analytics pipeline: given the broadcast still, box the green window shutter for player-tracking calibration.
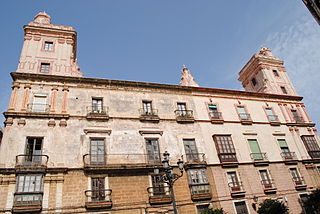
[248,139,261,153]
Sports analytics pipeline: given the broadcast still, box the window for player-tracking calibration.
[299,193,309,214]
[92,98,103,113]
[259,170,273,188]
[31,95,47,112]
[273,69,279,77]
[44,41,53,51]
[280,86,288,94]
[290,168,304,185]
[237,106,250,121]
[40,63,50,73]
[25,137,43,163]
[151,174,165,196]
[213,135,237,163]
[227,172,241,191]
[183,139,199,162]
[90,139,105,164]
[208,104,221,119]
[265,108,278,122]
[278,139,292,158]
[248,139,263,160]
[291,109,303,122]
[301,135,320,158]
[234,201,249,214]
[146,139,160,164]
[15,174,43,205]
[251,78,257,86]
[91,177,105,201]
[142,101,152,114]
[187,168,210,195]
[196,204,210,214]
[177,102,187,116]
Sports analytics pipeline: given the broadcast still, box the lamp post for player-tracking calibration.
[154,151,184,214]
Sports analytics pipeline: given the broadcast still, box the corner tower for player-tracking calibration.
[238,47,297,95]
[16,12,83,77]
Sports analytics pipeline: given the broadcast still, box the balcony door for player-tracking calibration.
[92,98,103,113]
[208,104,219,118]
[143,101,152,114]
[177,103,187,116]
[146,139,160,164]
[227,172,240,191]
[91,178,105,201]
[237,106,248,120]
[259,170,272,188]
[25,137,43,163]
[90,139,105,164]
[151,175,165,196]
[248,139,263,160]
[183,139,198,162]
[266,108,277,122]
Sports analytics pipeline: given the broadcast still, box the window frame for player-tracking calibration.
[280,86,288,94]
[89,138,106,164]
[142,100,153,114]
[235,105,251,122]
[273,69,279,77]
[233,200,250,214]
[263,106,279,123]
[206,102,223,120]
[301,135,320,158]
[213,135,237,163]
[42,41,54,52]
[39,62,50,73]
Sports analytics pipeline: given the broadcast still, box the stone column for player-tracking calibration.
[50,87,59,113]
[21,84,31,111]
[8,82,20,111]
[278,103,289,122]
[61,86,69,113]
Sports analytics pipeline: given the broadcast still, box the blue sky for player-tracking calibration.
[0,0,319,129]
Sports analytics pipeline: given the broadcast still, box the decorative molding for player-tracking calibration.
[83,128,112,135]
[242,131,257,135]
[139,129,163,136]
[272,132,286,136]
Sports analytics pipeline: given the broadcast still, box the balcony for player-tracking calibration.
[86,106,109,120]
[27,104,50,114]
[228,181,245,197]
[209,112,224,124]
[85,189,112,209]
[250,153,269,166]
[218,154,238,167]
[174,110,194,123]
[281,152,298,164]
[139,109,160,122]
[287,116,309,126]
[238,113,252,125]
[12,193,43,213]
[83,154,162,171]
[267,115,280,125]
[309,151,320,159]
[292,177,307,190]
[147,187,172,204]
[15,155,49,172]
[190,183,212,201]
[182,153,206,168]
[261,179,277,194]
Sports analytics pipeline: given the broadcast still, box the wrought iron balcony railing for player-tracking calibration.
[182,153,206,164]
[209,112,223,120]
[261,179,276,190]
[139,108,159,117]
[86,106,108,115]
[293,116,305,123]
[174,110,194,118]
[292,176,306,186]
[267,115,280,123]
[238,113,252,122]
[228,181,245,195]
[250,153,268,162]
[190,183,211,196]
[85,189,112,209]
[83,153,162,168]
[280,152,297,161]
[309,151,320,159]
[13,192,43,212]
[16,155,49,168]
[218,153,238,163]
[26,104,50,113]
[147,187,171,204]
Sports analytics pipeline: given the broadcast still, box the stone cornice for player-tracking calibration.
[11,72,303,102]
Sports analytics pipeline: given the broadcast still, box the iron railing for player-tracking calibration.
[13,193,43,207]
[182,153,206,163]
[139,108,159,116]
[174,110,194,118]
[86,106,108,115]
[292,176,306,186]
[209,112,223,120]
[85,189,112,203]
[26,104,50,113]
[83,153,162,167]
[293,116,304,123]
[280,152,297,161]
[309,151,320,159]
[218,153,238,163]
[189,183,211,196]
[250,153,268,162]
[16,155,49,167]
[147,186,170,197]
[261,179,276,189]
[228,181,245,193]
[238,113,252,121]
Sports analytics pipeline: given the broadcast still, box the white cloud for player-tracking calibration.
[265,15,320,129]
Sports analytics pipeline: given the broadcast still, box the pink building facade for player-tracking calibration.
[0,13,319,214]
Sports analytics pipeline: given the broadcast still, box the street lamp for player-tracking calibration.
[154,151,184,214]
